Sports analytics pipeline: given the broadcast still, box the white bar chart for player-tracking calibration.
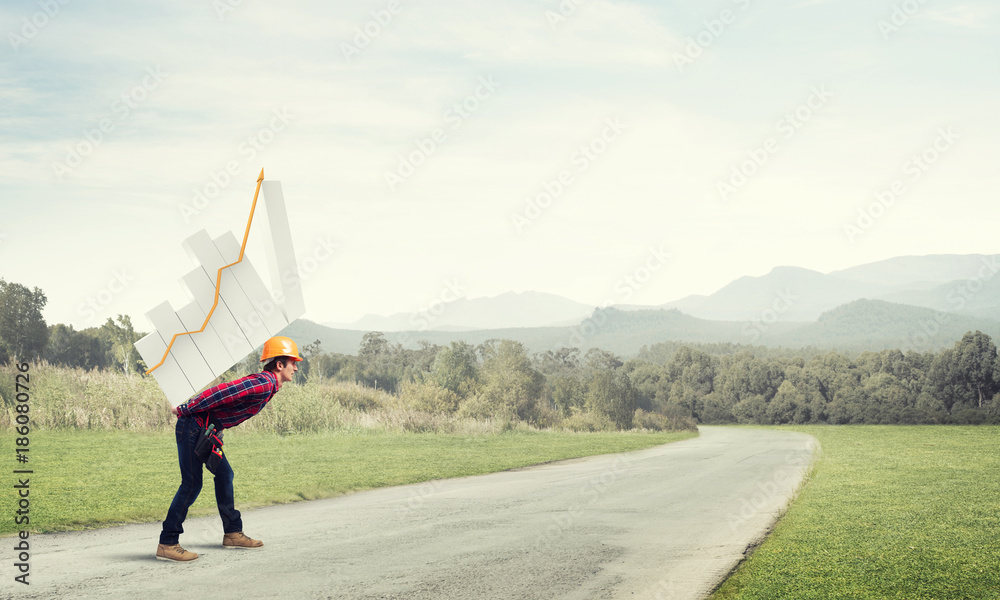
[134,177,306,406]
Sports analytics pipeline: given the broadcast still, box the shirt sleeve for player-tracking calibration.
[176,374,269,417]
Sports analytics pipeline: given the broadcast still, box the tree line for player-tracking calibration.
[4,276,1000,427]
[294,330,1000,426]
[0,279,148,376]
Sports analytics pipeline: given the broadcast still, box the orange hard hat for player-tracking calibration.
[260,336,303,362]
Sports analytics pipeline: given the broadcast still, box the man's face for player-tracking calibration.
[276,358,298,384]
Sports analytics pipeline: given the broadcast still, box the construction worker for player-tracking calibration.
[156,335,302,562]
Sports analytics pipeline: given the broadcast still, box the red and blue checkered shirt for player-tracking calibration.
[176,371,280,430]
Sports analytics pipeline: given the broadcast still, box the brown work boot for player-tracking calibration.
[156,543,199,562]
[223,531,263,548]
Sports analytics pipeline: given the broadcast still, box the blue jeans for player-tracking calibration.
[159,416,242,545]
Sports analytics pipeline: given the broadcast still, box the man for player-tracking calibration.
[155,335,302,562]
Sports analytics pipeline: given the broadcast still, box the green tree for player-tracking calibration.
[432,341,479,398]
[44,323,107,370]
[622,359,666,412]
[665,346,717,421]
[0,279,49,362]
[766,380,807,424]
[461,339,543,422]
[951,331,999,409]
[585,369,638,429]
[358,331,391,362]
[295,338,324,383]
[309,352,355,380]
[533,347,581,376]
[547,375,585,415]
[356,332,401,391]
[585,347,623,371]
[103,315,144,376]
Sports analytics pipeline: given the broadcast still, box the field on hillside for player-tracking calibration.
[713,426,1000,600]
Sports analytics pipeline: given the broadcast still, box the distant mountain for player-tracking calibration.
[767,299,1000,351]
[869,269,1000,321]
[655,254,1000,322]
[287,311,760,357]
[830,254,1000,286]
[292,253,1000,357]
[658,266,895,321]
[323,291,594,333]
[286,298,997,359]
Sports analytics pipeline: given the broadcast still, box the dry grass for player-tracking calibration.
[0,361,171,431]
[0,363,534,435]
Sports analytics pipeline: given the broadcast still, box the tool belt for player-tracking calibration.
[193,414,224,474]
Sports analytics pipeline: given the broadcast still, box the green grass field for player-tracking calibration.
[713,426,1000,600]
[0,428,695,535]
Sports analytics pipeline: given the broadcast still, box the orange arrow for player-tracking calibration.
[146,168,265,375]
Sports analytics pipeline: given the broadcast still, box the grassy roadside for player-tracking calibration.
[0,428,696,535]
[712,426,1000,600]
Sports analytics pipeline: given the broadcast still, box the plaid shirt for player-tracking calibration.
[176,371,280,430]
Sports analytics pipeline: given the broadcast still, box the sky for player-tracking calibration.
[1,0,998,334]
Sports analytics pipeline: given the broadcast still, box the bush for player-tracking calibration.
[397,381,461,414]
[558,409,615,432]
[662,404,699,431]
[631,408,699,432]
[632,409,668,431]
[457,394,517,424]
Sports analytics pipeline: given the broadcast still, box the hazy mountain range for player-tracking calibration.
[324,291,593,332]
[659,254,1000,321]
[297,254,1000,356]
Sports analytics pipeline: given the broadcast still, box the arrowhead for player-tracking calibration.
[257,168,264,182]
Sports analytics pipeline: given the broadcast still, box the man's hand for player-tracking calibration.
[171,406,179,417]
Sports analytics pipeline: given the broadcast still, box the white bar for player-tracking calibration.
[181,266,254,360]
[135,329,194,406]
[176,299,234,377]
[261,181,306,321]
[182,230,269,352]
[146,301,216,396]
[213,231,289,336]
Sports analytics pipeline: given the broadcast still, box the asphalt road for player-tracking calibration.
[4,427,817,600]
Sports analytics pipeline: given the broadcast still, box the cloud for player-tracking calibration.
[922,4,998,29]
